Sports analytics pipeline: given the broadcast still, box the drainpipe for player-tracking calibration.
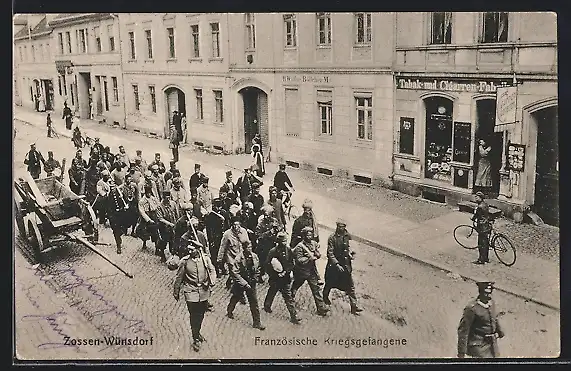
[111,13,128,130]
[225,13,234,154]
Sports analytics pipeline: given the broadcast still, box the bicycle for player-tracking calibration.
[280,190,299,223]
[453,216,517,266]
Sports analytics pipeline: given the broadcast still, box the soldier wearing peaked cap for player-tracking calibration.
[458,281,505,358]
[189,164,203,192]
[24,142,45,180]
[323,218,363,315]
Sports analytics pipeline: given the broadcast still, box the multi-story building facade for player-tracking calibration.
[226,12,396,185]
[117,13,233,143]
[49,13,125,126]
[14,15,57,112]
[393,12,558,225]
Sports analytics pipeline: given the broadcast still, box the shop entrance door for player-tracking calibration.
[534,106,559,226]
[474,99,502,197]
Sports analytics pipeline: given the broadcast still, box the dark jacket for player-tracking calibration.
[273,170,293,193]
[24,149,45,173]
[229,251,260,289]
[265,244,295,282]
[458,299,504,358]
[324,231,354,291]
[290,212,319,248]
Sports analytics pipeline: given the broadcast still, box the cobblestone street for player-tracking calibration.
[13,114,560,359]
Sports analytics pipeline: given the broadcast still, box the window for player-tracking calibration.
[214,90,223,123]
[285,88,301,136]
[96,36,102,52]
[79,29,87,53]
[132,84,140,111]
[112,77,118,103]
[40,44,44,60]
[108,25,115,51]
[19,47,23,61]
[58,76,62,96]
[317,90,333,135]
[355,13,372,44]
[46,43,50,59]
[284,14,297,47]
[430,12,452,44]
[317,13,332,45]
[191,25,200,58]
[62,74,67,95]
[482,12,508,43]
[128,31,136,59]
[355,95,373,141]
[399,117,415,155]
[145,30,153,59]
[58,33,64,54]
[245,13,256,50]
[210,23,220,58]
[23,46,27,61]
[66,31,72,53]
[195,89,203,120]
[148,85,156,113]
[31,45,36,62]
[167,27,176,58]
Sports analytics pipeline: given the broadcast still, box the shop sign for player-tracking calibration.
[507,142,525,172]
[496,86,518,125]
[396,77,510,93]
[282,75,330,84]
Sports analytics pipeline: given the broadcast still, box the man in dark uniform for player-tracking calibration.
[156,190,180,262]
[43,151,61,178]
[164,161,178,185]
[62,101,73,130]
[91,137,105,158]
[107,179,129,254]
[173,239,217,352]
[323,218,363,315]
[458,281,505,358]
[273,163,294,194]
[189,164,203,192]
[264,231,302,325]
[222,170,238,201]
[247,182,265,220]
[236,168,254,204]
[472,191,493,265]
[24,143,45,179]
[291,227,329,317]
[205,198,228,275]
[172,203,193,258]
[149,153,167,174]
[226,242,266,331]
[69,150,87,195]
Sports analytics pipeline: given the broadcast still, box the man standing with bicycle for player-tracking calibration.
[472,191,492,265]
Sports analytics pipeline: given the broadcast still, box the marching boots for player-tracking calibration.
[323,286,332,306]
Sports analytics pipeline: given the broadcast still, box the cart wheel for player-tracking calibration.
[83,204,99,243]
[27,219,44,264]
[14,198,26,239]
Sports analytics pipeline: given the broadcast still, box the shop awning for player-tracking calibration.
[55,60,73,75]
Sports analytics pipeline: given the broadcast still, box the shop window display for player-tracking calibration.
[424,98,453,182]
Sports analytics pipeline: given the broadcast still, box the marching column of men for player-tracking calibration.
[23,137,370,351]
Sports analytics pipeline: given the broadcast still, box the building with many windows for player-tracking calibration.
[393,12,558,225]
[49,13,125,126]
[226,12,396,185]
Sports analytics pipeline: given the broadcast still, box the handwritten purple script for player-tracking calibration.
[22,263,152,352]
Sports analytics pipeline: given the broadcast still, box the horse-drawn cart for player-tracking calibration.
[14,173,132,277]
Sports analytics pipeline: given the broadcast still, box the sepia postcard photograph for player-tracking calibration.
[12,11,560,361]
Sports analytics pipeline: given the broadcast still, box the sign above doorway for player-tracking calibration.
[282,75,330,84]
[396,77,511,93]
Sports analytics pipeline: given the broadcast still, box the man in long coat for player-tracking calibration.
[62,102,73,130]
[68,150,87,195]
[458,281,505,358]
[323,218,363,315]
[24,143,45,179]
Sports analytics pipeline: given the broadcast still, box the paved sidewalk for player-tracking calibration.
[14,106,560,310]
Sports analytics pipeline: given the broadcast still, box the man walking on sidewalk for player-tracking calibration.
[291,227,329,317]
[62,102,73,130]
[264,232,302,325]
[24,143,45,180]
[472,191,493,265]
[173,240,217,352]
[46,113,54,138]
[226,243,266,331]
[458,281,505,358]
[323,218,363,315]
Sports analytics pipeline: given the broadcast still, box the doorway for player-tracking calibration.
[240,87,268,154]
[164,87,186,136]
[473,99,502,197]
[41,79,54,110]
[103,79,109,112]
[533,106,559,226]
[78,72,91,119]
[424,96,454,182]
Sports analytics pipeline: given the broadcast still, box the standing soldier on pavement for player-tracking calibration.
[291,227,329,317]
[24,143,45,180]
[263,232,302,325]
[156,190,180,263]
[255,205,281,283]
[137,185,162,251]
[68,150,87,195]
[458,281,505,358]
[62,101,73,130]
[43,151,61,178]
[173,240,217,352]
[189,164,204,193]
[46,113,54,138]
[472,191,493,265]
[323,219,363,315]
[106,179,129,254]
[226,242,266,331]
